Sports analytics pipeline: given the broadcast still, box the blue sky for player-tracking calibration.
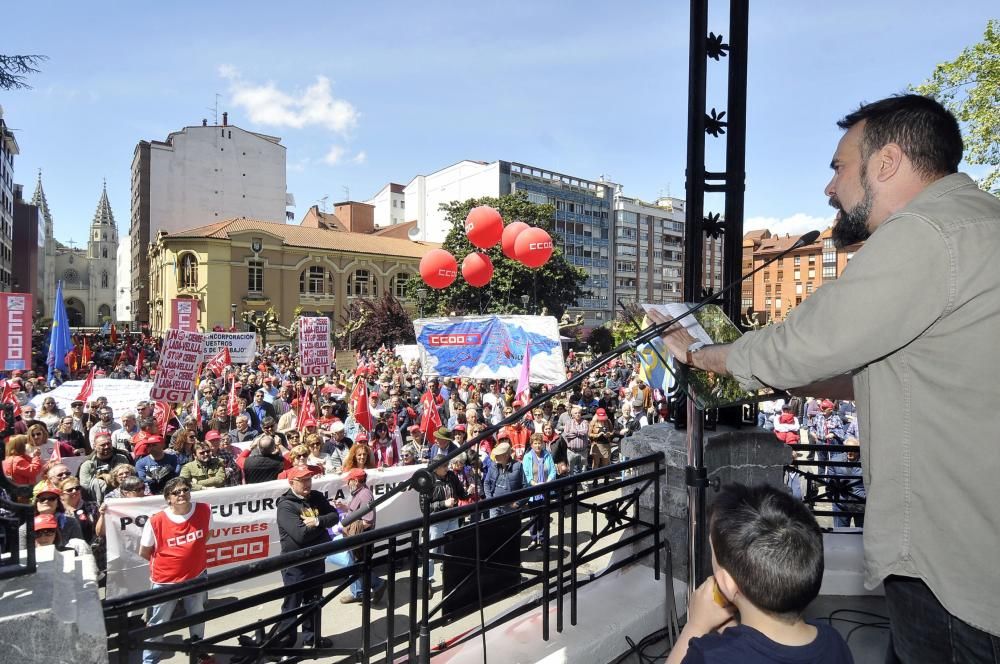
[4,1,995,245]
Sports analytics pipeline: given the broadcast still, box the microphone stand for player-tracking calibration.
[339,230,819,659]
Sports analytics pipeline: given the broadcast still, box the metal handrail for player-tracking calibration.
[102,453,666,663]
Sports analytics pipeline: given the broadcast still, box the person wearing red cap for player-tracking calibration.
[135,435,181,496]
[807,399,845,477]
[333,468,386,604]
[138,477,214,664]
[273,467,337,649]
[588,408,614,472]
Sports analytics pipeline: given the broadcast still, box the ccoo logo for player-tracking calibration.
[528,242,553,250]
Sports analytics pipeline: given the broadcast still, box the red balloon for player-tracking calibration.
[514,227,554,268]
[464,206,504,249]
[501,221,530,259]
[419,249,458,289]
[462,252,494,287]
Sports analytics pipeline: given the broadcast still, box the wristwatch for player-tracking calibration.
[685,341,706,367]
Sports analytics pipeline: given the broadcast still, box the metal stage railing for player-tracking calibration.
[786,443,866,522]
[102,452,666,664]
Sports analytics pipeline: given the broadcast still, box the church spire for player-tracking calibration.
[31,169,54,229]
[91,180,115,227]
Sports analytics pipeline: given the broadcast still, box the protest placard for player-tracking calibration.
[201,332,257,364]
[298,316,331,376]
[149,328,204,402]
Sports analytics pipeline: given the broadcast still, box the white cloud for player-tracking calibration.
[323,145,346,166]
[219,65,360,136]
[744,213,832,238]
[352,151,367,165]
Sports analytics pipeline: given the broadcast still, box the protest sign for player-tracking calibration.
[104,464,422,598]
[201,332,257,364]
[414,315,566,383]
[149,328,204,402]
[298,316,331,377]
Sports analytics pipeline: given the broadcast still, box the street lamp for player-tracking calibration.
[416,287,427,318]
[520,293,530,314]
[231,303,238,330]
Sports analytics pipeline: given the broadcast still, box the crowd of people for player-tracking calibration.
[1,337,676,571]
[757,396,865,527]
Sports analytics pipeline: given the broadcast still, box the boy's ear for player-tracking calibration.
[715,567,739,603]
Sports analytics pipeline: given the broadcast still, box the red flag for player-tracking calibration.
[110,324,118,344]
[205,346,232,377]
[1,380,22,419]
[298,390,316,431]
[350,379,374,433]
[153,401,172,435]
[419,389,442,436]
[81,336,93,367]
[227,379,240,417]
[136,349,145,376]
[75,366,97,403]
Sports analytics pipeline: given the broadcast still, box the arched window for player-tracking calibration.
[179,254,198,289]
[348,269,377,297]
[98,304,111,320]
[101,271,109,288]
[392,273,411,298]
[299,266,331,294]
[102,248,108,258]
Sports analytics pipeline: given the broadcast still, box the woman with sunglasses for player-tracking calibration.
[18,486,85,551]
[26,422,74,460]
[36,396,64,433]
[60,476,102,550]
[277,445,324,479]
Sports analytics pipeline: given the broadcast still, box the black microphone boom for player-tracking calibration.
[340,229,820,526]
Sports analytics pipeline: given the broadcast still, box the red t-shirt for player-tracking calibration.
[147,502,211,584]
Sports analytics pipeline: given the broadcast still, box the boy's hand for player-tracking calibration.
[687,577,737,634]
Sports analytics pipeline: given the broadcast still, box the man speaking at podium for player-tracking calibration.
[654,94,1000,662]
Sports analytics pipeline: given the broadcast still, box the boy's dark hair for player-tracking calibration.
[710,483,823,619]
[837,94,962,180]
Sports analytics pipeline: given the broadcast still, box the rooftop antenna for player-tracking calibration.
[207,94,220,125]
[315,195,329,212]
[342,185,350,202]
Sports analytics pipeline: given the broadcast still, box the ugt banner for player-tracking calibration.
[171,298,200,332]
[103,464,422,598]
[413,315,566,384]
[299,316,331,376]
[149,328,204,402]
[0,292,32,371]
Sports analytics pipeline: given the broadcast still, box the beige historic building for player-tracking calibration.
[147,212,438,336]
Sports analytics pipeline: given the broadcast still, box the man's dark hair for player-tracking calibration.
[139,416,157,431]
[162,476,192,499]
[261,416,276,427]
[709,483,823,620]
[837,94,962,180]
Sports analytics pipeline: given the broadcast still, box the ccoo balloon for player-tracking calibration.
[501,221,530,259]
[419,249,458,289]
[462,252,494,287]
[514,227,554,268]
[464,206,504,249]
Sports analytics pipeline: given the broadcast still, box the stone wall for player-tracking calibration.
[622,422,790,582]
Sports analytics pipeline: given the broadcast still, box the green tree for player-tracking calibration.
[406,193,590,318]
[912,20,999,194]
[587,325,614,354]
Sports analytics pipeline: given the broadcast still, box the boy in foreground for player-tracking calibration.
[667,484,853,663]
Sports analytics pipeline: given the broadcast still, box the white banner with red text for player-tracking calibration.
[104,464,423,598]
[150,329,205,402]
